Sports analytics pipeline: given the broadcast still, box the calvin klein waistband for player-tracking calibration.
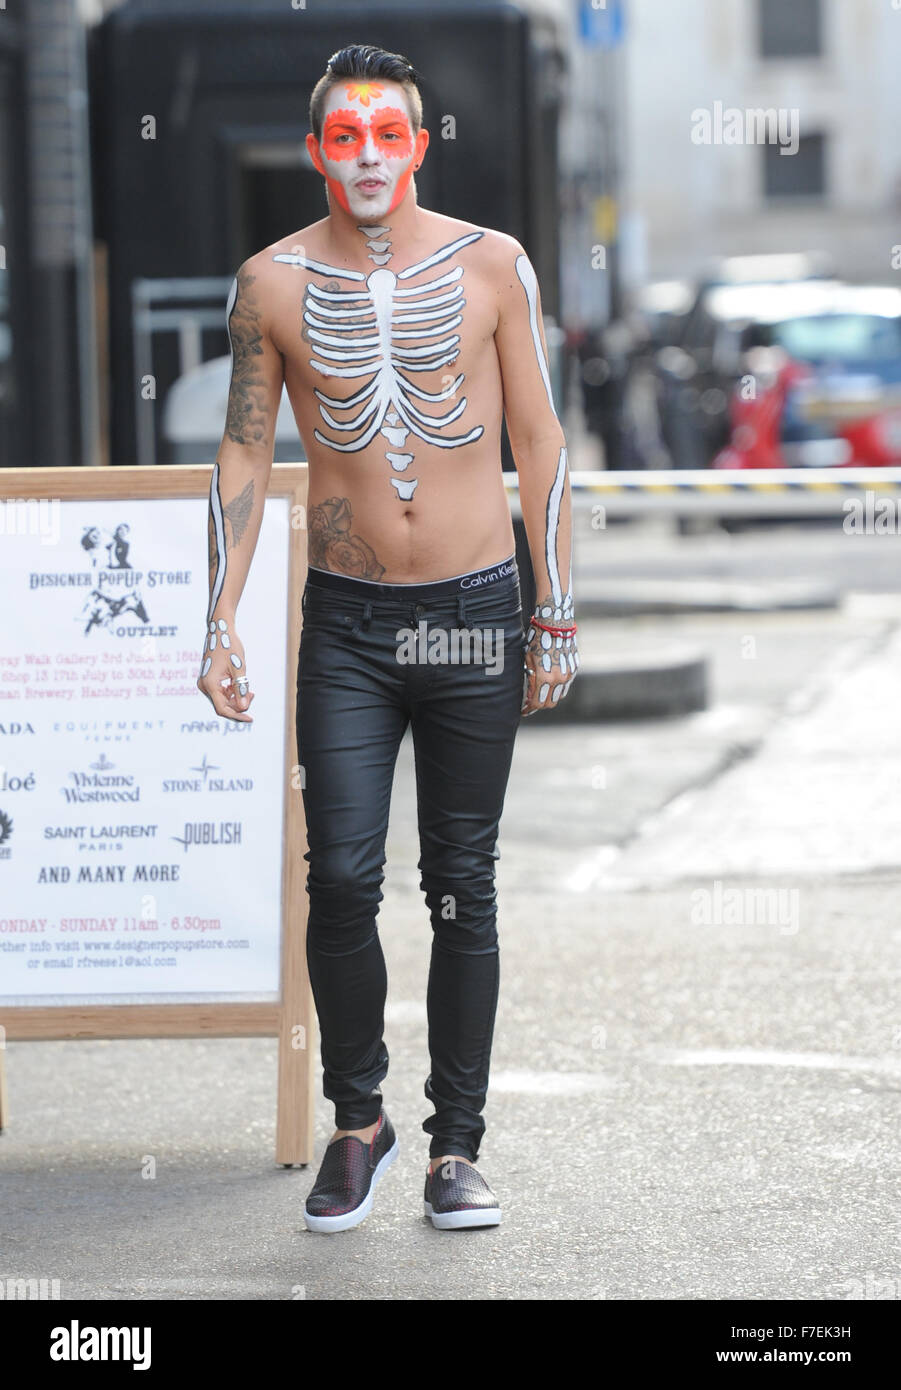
[306,554,518,601]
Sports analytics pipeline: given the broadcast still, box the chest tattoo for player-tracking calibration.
[273,231,485,499]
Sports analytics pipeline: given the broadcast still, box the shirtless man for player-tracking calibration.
[197,44,579,1232]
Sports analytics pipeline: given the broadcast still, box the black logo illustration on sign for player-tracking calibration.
[78,522,150,635]
[190,754,220,782]
[171,821,243,851]
[82,522,133,571]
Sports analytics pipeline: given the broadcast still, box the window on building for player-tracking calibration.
[763,133,826,199]
[758,0,822,58]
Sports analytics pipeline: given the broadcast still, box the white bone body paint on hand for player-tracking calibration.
[527,449,578,703]
[273,232,486,498]
[200,617,243,680]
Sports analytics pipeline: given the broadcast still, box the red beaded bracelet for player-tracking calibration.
[529,617,578,637]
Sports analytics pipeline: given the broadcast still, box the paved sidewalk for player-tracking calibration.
[2,874,897,1300]
[3,615,900,1298]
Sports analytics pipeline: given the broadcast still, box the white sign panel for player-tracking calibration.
[0,495,290,1005]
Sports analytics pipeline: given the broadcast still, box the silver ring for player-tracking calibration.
[234,676,250,696]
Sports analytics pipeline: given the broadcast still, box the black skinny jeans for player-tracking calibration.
[296,559,527,1163]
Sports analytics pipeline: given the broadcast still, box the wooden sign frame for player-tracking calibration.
[0,464,315,1166]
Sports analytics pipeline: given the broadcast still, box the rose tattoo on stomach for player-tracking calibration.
[307,496,385,580]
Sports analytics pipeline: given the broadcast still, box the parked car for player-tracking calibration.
[641,252,837,468]
[710,282,901,469]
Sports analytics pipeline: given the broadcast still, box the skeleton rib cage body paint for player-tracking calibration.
[273,231,486,501]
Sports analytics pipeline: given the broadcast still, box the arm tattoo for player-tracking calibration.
[223,477,254,546]
[207,505,218,599]
[308,496,385,580]
[224,269,271,446]
[206,470,256,624]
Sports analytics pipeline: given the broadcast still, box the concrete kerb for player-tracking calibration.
[547,578,837,721]
[576,579,840,617]
[545,644,709,721]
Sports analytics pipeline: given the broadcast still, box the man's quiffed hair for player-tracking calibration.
[309,43,423,143]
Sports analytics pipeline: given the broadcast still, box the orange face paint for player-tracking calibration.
[307,81,427,217]
[321,107,414,163]
[343,81,383,106]
[384,158,417,215]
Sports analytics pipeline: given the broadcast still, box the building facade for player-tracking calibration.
[622,0,901,283]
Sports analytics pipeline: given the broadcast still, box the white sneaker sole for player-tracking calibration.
[303,1138,399,1233]
[424,1200,502,1230]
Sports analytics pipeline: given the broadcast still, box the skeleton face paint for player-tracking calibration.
[306,81,428,221]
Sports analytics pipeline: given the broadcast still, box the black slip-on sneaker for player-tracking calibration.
[303,1109,398,1233]
[423,1158,502,1229]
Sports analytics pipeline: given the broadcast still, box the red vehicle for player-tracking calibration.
[711,283,901,469]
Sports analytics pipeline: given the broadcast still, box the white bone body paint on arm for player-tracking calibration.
[512,253,578,706]
[202,469,245,681]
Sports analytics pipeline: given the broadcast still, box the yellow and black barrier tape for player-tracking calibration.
[502,469,901,514]
[503,468,901,493]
